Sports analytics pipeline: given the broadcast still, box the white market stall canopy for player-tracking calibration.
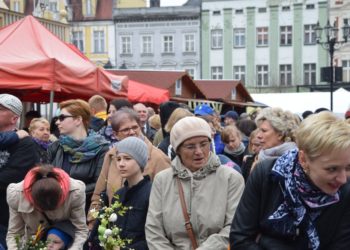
[251,88,350,115]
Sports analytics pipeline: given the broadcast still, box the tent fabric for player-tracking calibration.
[127,80,170,105]
[0,15,127,102]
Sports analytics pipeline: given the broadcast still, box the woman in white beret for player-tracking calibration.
[145,116,245,250]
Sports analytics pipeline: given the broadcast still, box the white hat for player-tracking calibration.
[0,94,22,116]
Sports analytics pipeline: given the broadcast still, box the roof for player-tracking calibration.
[107,69,205,99]
[69,0,113,21]
[195,80,254,103]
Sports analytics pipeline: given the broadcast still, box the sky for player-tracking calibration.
[161,0,188,6]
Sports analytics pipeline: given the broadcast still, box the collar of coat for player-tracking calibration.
[172,152,221,180]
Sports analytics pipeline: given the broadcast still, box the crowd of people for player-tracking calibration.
[0,92,350,250]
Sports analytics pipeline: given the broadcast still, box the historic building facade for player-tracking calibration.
[201,0,329,93]
[113,0,201,79]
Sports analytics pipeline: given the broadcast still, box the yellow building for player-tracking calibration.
[115,0,147,8]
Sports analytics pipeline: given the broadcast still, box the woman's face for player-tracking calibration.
[178,136,210,172]
[114,119,141,140]
[31,121,50,142]
[47,234,65,250]
[107,105,117,125]
[250,137,262,154]
[300,148,350,195]
[226,133,241,151]
[116,153,142,179]
[55,108,79,136]
[257,120,283,150]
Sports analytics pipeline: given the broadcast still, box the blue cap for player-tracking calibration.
[47,228,72,248]
[224,111,239,120]
[194,104,214,116]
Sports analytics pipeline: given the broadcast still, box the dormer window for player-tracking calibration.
[175,79,182,96]
[231,88,237,100]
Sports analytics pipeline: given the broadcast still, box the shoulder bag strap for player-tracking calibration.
[176,177,198,249]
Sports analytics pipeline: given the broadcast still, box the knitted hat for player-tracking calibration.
[170,116,211,151]
[0,94,22,116]
[117,136,148,169]
[224,110,239,120]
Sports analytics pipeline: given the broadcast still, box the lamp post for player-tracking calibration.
[314,20,350,111]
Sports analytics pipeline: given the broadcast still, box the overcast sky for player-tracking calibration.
[160,0,188,6]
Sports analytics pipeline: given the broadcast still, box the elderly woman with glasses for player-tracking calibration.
[87,108,170,230]
[145,116,245,249]
[47,99,109,213]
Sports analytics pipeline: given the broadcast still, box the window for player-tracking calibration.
[304,63,316,85]
[280,64,292,86]
[235,9,243,14]
[162,35,174,53]
[257,27,268,46]
[233,28,245,47]
[185,68,195,78]
[175,79,182,96]
[184,34,195,52]
[258,8,266,13]
[93,30,105,53]
[231,88,237,100]
[280,26,292,46]
[342,60,350,82]
[141,35,153,54]
[282,6,290,11]
[211,66,223,79]
[211,29,223,49]
[13,0,20,12]
[213,10,221,15]
[306,4,315,9]
[72,31,84,52]
[233,66,245,83]
[121,36,131,54]
[49,1,57,12]
[257,65,269,86]
[344,18,349,25]
[86,0,92,16]
[304,24,316,45]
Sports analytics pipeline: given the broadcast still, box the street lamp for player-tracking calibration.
[314,20,350,111]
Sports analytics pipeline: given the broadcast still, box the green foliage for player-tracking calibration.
[15,223,47,250]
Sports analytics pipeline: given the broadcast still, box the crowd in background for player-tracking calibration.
[1,92,350,250]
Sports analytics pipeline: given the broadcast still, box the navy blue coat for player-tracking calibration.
[113,176,152,250]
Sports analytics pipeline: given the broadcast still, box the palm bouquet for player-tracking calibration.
[15,223,47,250]
[90,194,132,250]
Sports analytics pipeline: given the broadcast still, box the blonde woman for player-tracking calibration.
[230,112,350,249]
[29,117,53,163]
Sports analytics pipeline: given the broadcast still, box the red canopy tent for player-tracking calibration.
[127,80,170,105]
[0,15,127,103]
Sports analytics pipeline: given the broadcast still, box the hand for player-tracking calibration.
[16,130,29,139]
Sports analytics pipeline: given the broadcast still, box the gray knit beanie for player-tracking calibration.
[170,116,211,151]
[0,94,22,116]
[117,136,148,169]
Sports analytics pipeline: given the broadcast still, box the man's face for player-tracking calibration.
[0,105,18,131]
[134,104,148,123]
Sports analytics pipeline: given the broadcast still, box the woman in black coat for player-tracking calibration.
[230,112,350,250]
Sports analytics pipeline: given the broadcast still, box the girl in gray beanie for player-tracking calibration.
[110,136,152,249]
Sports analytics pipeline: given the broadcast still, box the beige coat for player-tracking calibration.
[145,153,245,250]
[6,178,88,250]
[88,137,171,227]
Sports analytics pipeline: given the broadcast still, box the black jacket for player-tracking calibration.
[47,140,108,211]
[0,137,40,226]
[230,159,350,250]
[113,176,152,250]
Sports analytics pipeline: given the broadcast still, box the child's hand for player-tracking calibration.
[16,130,29,139]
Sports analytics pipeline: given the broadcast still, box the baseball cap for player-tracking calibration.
[194,104,214,116]
[0,94,22,116]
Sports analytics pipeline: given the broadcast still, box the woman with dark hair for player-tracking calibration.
[6,165,88,249]
[48,99,109,212]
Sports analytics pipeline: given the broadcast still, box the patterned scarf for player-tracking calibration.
[59,134,108,163]
[32,137,51,150]
[268,149,340,250]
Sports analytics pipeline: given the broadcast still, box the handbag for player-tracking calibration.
[176,177,198,249]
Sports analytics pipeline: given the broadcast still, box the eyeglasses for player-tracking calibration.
[117,125,140,134]
[181,140,211,152]
[56,114,75,122]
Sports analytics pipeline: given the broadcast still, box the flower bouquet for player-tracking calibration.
[90,194,132,250]
[15,223,47,250]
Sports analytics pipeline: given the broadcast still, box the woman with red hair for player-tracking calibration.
[6,165,88,249]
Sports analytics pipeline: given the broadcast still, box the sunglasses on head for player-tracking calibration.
[56,114,75,122]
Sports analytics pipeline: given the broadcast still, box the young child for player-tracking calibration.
[114,136,151,250]
[0,130,28,149]
[46,221,75,250]
[221,125,246,167]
